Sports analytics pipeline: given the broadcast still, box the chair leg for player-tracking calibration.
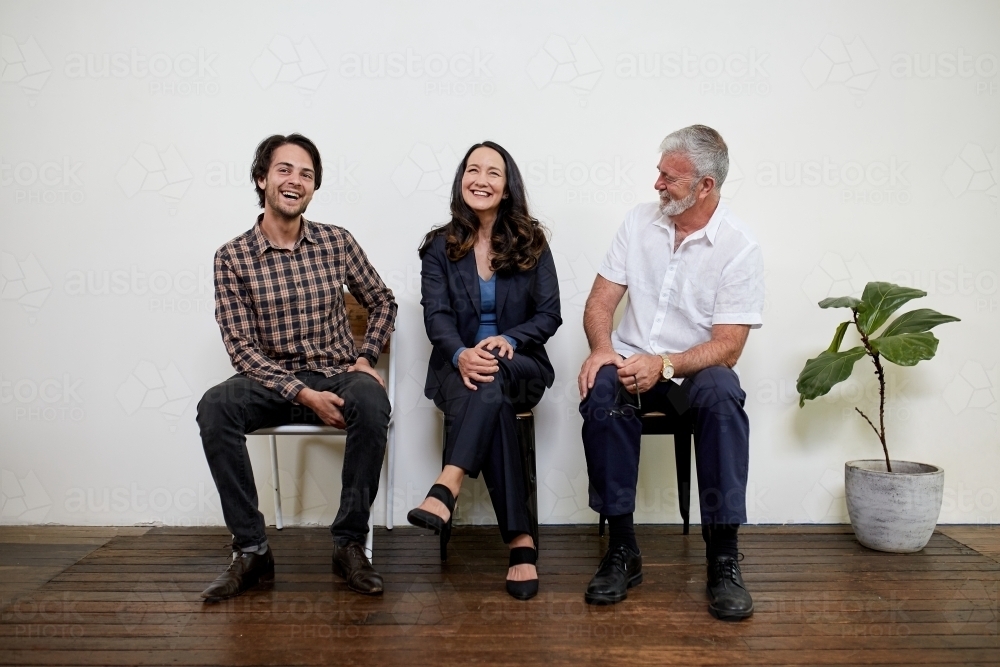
[515,414,540,552]
[674,432,692,535]
[598,513,606,537]
[269,435,283,530]
[366,513,374,562]
[386,421,395,530]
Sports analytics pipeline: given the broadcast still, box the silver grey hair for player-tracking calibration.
[658,125,729,191]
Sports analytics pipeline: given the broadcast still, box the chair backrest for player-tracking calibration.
[344,290,390,353]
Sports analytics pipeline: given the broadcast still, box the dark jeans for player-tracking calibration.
[433,353,547,543]
[580,364,750,526]
[197,370,390,550]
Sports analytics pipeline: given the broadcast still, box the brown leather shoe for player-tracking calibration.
[332,541,383,595]
[200,549,275,602]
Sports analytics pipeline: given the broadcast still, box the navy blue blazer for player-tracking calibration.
[420,233,562,399]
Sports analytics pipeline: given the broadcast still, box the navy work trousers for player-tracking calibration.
[580,364,750,525]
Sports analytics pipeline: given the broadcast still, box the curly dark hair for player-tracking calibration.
[418,141,547,273]
[250,133,323,208]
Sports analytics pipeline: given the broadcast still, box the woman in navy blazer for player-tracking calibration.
[407,141,561,600]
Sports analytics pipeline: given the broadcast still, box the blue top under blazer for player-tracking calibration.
[420,233,563,400]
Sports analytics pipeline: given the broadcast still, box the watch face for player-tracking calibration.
[662,366,674,380]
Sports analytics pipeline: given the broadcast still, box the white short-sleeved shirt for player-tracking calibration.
[599,201,764,369]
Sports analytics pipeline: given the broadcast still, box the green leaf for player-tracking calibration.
[827,321,851,353]
[880,308,960,338]
[797,346,867,407]
[871,332,939,367]
[857,282,926,335]
[819,296,861,309]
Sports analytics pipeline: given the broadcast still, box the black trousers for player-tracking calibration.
[432,353,547,544]
[197,370,390,550]
[580,365,750,526]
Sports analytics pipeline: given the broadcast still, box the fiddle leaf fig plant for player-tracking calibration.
[796,282,960,473]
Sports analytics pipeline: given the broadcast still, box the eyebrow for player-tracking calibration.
[274,161,314,174]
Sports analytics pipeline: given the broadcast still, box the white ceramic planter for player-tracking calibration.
[845,460,944,553]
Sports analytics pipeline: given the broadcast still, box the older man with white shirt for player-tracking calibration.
[577,125,764,620]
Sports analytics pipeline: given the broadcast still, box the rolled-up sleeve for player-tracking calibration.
[712,244,765,329]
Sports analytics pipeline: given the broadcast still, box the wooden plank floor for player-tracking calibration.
[0,525,997,666]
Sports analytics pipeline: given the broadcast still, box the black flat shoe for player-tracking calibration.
[707,554,753,621]
[505,546,539,601]
[200,549,274,603]
[584,543,642,605]
[406,483,456,561]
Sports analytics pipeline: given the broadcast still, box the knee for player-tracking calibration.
[580,365,620,416]
[196,382,244,439]
[348,375,391,426]
[685,366,745,409]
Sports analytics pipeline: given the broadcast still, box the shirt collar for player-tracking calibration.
[249,214,317,256]
[655,200,727,246]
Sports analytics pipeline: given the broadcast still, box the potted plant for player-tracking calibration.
[796,281,960,553]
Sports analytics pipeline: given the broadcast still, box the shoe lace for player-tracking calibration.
[710,553,744,583]
[601,543,633,572]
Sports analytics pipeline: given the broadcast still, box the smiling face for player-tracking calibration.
[461,146,507,220]
[655,152,703,217]
[257,143,316,221]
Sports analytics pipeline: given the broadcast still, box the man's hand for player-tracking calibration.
[458,347,500,391]
[578,348,624,399]
[348,357,385,389]
[619,353,665,394]
[296,387,346,428]
[476,335,514,360]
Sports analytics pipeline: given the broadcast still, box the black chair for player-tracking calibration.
[598,411,694,536]
[440,411,539,561]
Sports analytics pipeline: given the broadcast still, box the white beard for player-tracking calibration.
[659,187,698,217]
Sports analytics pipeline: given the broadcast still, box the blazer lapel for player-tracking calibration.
[458,251,481,316]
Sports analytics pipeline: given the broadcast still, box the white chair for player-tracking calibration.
[249,293,397,559]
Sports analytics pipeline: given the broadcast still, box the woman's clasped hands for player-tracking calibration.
[457,335,514,390]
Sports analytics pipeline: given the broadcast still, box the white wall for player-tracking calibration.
[1,0,998,529]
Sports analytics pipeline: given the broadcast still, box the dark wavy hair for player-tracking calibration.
[250,133,323,208]
[418,141,547,273]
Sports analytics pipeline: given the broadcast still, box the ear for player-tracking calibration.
[699,175,716,197]
[256,175,266,190]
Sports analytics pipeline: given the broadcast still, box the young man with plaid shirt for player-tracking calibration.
[197,134,396,601]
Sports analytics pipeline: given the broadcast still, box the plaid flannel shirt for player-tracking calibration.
[213,216,397,401]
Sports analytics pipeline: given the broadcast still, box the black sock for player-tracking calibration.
[705,524,739,560]
[607,513,639,552]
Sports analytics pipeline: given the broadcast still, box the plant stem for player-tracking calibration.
[853,309,891,472]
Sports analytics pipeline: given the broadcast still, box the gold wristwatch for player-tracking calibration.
[660,354,675,381]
